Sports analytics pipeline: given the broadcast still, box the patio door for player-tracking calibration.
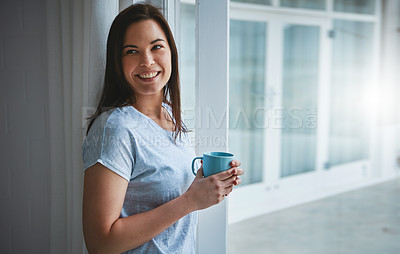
[228,12,332,222]
[321,19,375,188]
[265,16,331,197]
[274,16,375,193]
[229,10,375,223]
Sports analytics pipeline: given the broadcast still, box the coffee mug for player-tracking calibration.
[192,152,234,177]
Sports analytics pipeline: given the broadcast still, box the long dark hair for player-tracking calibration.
[86,3,186,139]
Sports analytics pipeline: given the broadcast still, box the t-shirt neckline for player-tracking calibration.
[128,103,175,135]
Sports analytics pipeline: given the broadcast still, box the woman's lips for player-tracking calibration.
[137,71,160,79]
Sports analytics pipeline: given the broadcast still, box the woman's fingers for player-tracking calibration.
[212,167,243,185]
[232,167,244,176]
[222,174,242,187]
[198,164,243,203]
[233,176,241,186]
[230,160,241,167]
[223,185,234,196]
[222,176,241,197]
[214,167,236,181]
[222,175,240,188]
[218,167,242,181]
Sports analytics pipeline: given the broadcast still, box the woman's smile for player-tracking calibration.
[137,71,159,79]
[135,71,161,82]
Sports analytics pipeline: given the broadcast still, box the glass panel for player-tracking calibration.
[229,20,266,185]
[334,0,376,15]
[329,20,374,166]
[281,24,319,178]
[180,3,196,130]
[281,0,326,10]
[231,0,272,5]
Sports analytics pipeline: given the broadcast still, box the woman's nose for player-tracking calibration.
[139,51,155,67]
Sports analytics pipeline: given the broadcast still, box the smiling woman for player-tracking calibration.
[85,3,184,138]
[81,3,243,254]
[121,20,172,97]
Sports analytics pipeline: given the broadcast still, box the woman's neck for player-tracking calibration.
[132,92,164,119]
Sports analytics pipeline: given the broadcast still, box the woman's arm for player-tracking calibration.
[83,162,241,254]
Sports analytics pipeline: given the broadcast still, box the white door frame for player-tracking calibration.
[195,1,230,253]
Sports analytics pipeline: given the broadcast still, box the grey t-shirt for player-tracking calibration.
[82,105,198,253]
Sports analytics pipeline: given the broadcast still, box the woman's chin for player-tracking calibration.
[135,88,165,97]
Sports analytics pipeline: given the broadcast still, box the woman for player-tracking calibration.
[82,3,243,253]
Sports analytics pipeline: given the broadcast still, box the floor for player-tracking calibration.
[228,178,400,254]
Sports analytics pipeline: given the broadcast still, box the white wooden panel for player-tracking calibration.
[195,0,229,253]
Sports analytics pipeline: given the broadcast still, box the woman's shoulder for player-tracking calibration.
[106,106,136,126]
[88,106,138,135]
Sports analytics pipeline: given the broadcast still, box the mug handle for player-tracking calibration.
[191,156,203,176]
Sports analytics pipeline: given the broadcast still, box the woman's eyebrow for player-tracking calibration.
[123,44,138,49]
[150,38,165,44]
[123,39,165,49]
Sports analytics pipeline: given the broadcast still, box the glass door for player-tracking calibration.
[229,19,266,186]
[323,19,375,187]
[275,16,376,193]
[280,23,320,179]
[228,12,377,224]
[263,15,331,204]
[228,13,270,222]
[228,13,332,223]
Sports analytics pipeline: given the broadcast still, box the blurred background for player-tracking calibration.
[0,0,399,253]
[180,0,400,253]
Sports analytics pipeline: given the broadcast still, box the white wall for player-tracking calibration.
[0,0,50,253]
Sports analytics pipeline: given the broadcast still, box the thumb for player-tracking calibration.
[196,167,204,178]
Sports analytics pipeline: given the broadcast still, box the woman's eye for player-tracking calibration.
[152,45,163,50]
[125,49,138,55]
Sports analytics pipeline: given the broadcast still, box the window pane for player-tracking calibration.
[180,3,196,130]
[231,0,272,5]
[281,0,326,10]
[281,24,319,177]
[329,20,374,166]
[229,20,266,186]
[334,0,376,15]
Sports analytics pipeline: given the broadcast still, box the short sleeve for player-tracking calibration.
[82,113,135,181]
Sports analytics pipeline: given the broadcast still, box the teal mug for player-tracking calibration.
[192,152,234,177]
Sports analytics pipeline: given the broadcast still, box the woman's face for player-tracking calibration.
[121,20,172,97]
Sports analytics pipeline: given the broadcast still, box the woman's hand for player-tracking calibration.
[184,160,244,211]
[230,160,244,187]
